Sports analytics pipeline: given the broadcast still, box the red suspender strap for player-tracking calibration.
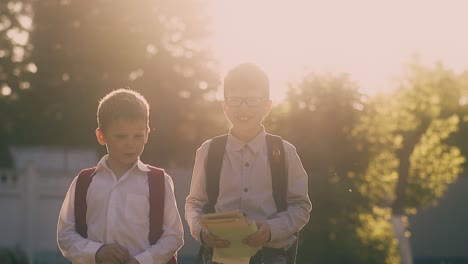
[266,134,287,212]
[148,166,178,264]
[75,166,177,264]
[74,167,96,238]
[147,166,165,244]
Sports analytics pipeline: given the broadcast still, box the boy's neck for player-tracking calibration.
[231,126,263,143]
[106,158,136,180]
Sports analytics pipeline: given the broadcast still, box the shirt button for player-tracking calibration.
[243,188,248,192]
[245,162,250,167]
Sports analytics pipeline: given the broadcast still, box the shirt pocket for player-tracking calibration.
[125,193,149,225]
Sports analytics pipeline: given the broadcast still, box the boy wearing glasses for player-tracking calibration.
[185,63,312,264]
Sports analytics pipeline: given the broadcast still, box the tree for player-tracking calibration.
[352,61,467,263]
[446,70,468,172]
[12,0,225,167]
[0,0,34,96]
[0,0,35,168]
[267,73,400,263]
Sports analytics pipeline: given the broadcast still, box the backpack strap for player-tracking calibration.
[266,134,298,264]
[199,134,289,264]
[266,134,287,212]
[147,166,165,244]
[205,133,287,213]
[200,134,288,264]
[196,135,228,264]
[205,134,228,213]
[75,167,97,238]
[74,166,177,264]
[147,166,178,264]
[147,165,177,264]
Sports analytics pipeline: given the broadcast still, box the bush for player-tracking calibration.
[0,247,28,264]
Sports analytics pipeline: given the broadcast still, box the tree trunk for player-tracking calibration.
[392,215,413,264]
[391,117,431,264]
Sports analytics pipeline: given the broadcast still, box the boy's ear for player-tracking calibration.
[95,128,106,145]
[145,127,150,143]
[264,99,272,115]
[222,100,228,113]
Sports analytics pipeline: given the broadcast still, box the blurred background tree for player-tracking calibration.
[6,0,226,167]
[2,1,468,263]
[266,61,468,263]
[0,0,35,168]
[351,61,467,263]
[267,73,400,263]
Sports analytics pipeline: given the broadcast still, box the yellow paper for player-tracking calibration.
[200,210,260,259]
[201,210,244,220]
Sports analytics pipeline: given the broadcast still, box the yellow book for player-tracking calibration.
[200,210,260,259]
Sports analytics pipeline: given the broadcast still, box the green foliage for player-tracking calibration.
[0,0,35,97]
[3,0,226,167]
[0,247,28,264]
[271,62,468,262]
[353,61,466,214]
[355,207,400,264]
[446,70,468,172]
[269,73,399,263]
[407,116,464,208]
[0,0,35,165]
[357,151,399,205]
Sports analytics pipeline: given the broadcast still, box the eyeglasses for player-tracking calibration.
[225,97,266,107]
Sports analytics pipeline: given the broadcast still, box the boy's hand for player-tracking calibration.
[243,220,271,248]
[201,227,230,248]
[124,257,140,264]
[95,243,130,264]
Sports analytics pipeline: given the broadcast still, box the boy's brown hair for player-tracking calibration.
[223,63,270,98]
[97,88,150,131]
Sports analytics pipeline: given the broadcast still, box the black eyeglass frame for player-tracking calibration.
[224,96,268,107]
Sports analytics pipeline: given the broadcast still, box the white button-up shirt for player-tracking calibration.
[185,128,312,249]
[57,156,183,264]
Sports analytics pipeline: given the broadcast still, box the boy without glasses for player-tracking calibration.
[57,89,183,264]
[185,63,312,264]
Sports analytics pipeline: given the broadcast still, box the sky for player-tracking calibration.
[206,0,468,101]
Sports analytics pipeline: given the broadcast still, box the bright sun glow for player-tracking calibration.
[207,0,468,101]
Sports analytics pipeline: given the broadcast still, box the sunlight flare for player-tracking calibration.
[206,0,468,101]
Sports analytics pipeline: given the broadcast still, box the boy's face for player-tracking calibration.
[223,86,271,134]
[96,118,149,170]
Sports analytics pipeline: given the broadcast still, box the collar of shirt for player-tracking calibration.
[227,126,266,154]
[95,154,150,180]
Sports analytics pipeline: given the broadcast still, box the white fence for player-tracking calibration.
[0,146,198,263]
[0,166,77,263]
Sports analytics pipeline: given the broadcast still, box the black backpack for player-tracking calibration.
[196,133,298,264]
[75,166,178,264]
